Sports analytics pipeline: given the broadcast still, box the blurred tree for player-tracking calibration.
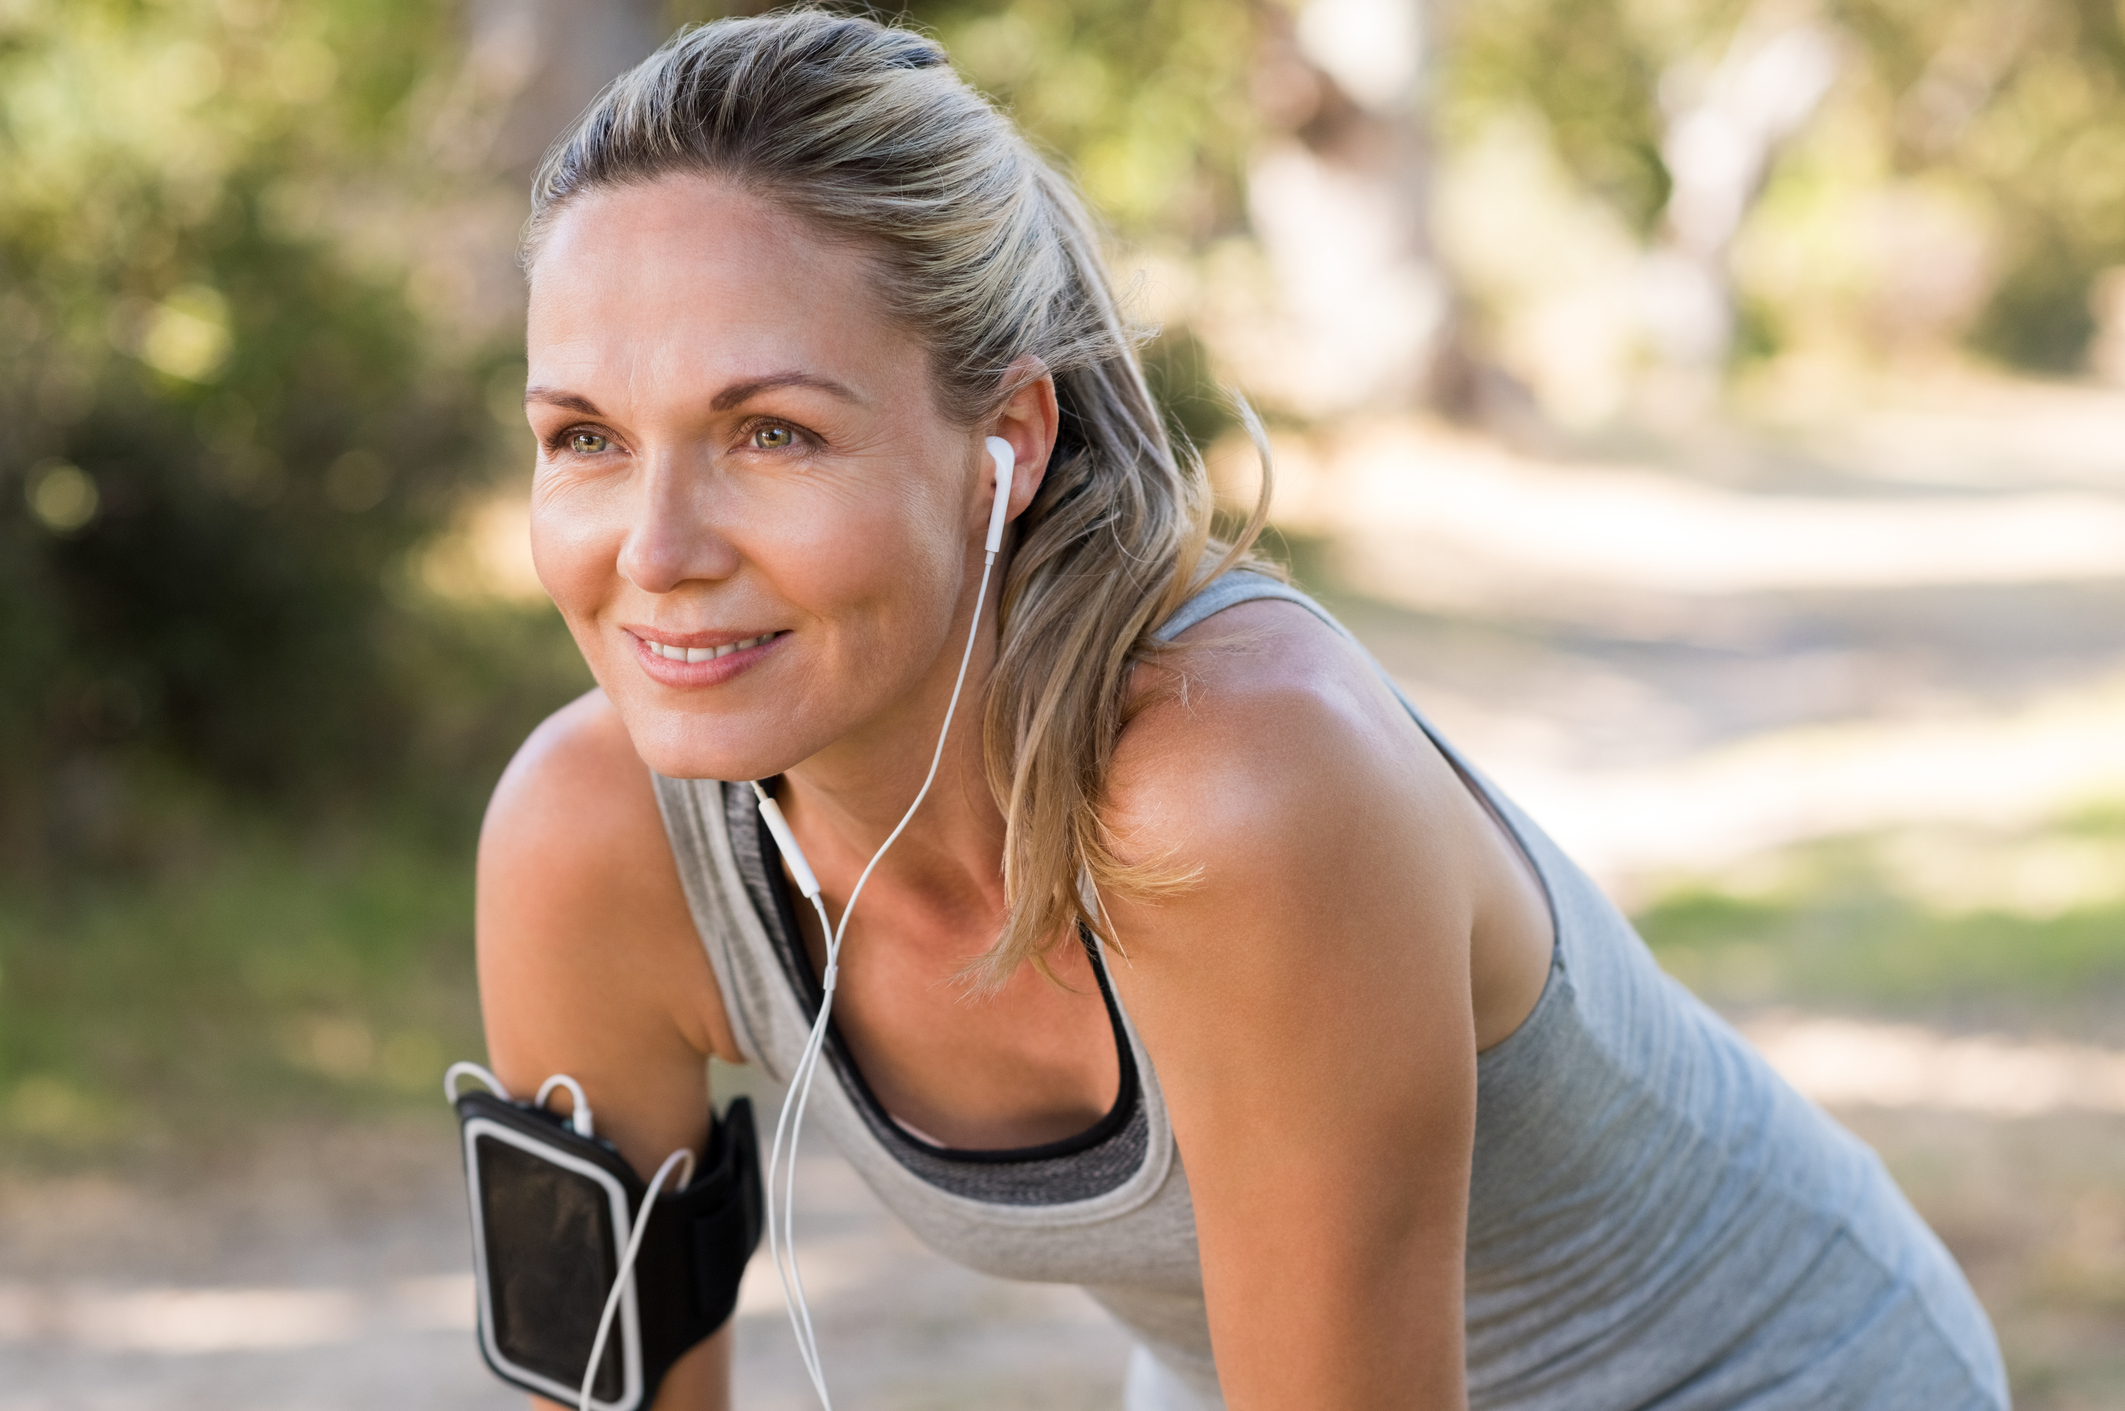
[0,0,1281,877]
[1440,0,2125,377]
[1836,0,2125,372]
[1443,0,1691,238]
[1234,0,1455,417]
[919,0,1264,249]
[0,0,568,866]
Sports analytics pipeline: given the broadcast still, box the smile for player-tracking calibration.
[641,632,783,663]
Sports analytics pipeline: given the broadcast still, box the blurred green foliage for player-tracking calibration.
[684,0,1266,241]
[15,0,2122,878]
[903,0,1263,451]
[1,0,1270,1157]
[9,0,2123,1163]
[899,0,1263,453]
[0,0,593,1158]
[0,809,481,1161]
[905,0,1263,243]
[0,0,584,873]
[1444,0,1702,236]
[4,0,1264,884]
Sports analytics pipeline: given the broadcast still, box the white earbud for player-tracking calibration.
[984,435,1015,556]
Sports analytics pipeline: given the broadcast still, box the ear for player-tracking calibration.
[983,356,1058,532]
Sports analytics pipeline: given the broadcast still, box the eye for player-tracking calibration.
[751,425,796,450]
[569,430,610,455]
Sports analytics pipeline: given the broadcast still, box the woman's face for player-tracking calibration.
[524,176,1042,781]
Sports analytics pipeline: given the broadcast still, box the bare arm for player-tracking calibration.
[1101,602,1496,1410]
[476,688,745,1411]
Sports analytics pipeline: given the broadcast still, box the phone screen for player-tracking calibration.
[477,1133,626,1401]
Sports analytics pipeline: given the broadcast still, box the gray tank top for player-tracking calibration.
[652,573,2008,1410]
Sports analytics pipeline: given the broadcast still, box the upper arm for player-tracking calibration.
[475,688,741,1182]
[1100,602,1481,1410]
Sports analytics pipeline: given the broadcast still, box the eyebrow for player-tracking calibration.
[709,371,862,411]
[523,387,601,415]
[523,372,863,417]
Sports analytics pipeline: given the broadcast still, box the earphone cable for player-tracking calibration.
[772,898,835,1395]
[577,1145,696,1411]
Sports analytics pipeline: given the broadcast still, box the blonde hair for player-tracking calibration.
[527,9,1274,983]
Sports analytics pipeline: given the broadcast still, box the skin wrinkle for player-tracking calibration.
[523,388,603,416]
[525,184,981,783]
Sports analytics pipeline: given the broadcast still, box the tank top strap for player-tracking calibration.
[1151,569,1348,644]
[1152,569,1556,915]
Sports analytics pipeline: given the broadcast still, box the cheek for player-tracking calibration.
[528,482,624,623]
[770,478,962,639]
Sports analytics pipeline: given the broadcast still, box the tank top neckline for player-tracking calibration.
[731,778,1145,1167]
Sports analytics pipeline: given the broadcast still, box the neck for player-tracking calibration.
[773,553,1010,925]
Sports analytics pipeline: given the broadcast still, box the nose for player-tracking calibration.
[615,449,741,594]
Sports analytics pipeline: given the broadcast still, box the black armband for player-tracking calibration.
[454,1088,762,1411]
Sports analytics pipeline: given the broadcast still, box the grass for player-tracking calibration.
[0,809,485,1168]
[0,593,590,1172]
[3,772,2120,1408]
[1633,803,2125,1031]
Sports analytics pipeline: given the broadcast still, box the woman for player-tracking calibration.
[477,11,2008,1410]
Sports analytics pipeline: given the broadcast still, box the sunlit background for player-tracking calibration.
[3,0,2123,1405]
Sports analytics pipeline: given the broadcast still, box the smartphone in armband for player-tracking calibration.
[449,1068,761,1411]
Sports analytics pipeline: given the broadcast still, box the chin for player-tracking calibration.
[626,716,773,783]
[615,697,810,784]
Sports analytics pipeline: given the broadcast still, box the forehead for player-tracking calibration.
[526,176,915,399]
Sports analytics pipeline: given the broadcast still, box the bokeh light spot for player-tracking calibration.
[26,460,98,534]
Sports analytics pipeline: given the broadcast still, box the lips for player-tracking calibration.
[628,628,787,686]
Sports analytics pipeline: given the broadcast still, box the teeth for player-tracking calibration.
[649,633,775,662]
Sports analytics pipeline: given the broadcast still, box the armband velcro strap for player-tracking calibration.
[455,1090,762,1411]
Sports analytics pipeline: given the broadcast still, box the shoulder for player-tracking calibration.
[486,686,651,836]
[480,687,678,906]
[478,687,739,1064]
[1106,597,1476,901]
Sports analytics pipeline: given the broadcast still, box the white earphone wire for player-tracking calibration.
[761,538,1003,1411]
[577,1145,697,1411]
